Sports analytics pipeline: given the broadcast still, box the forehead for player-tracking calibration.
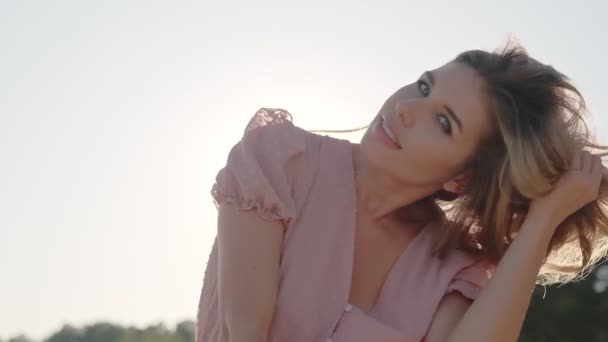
[432,62,492,144]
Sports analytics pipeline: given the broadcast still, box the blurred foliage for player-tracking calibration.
[2,264,607,342]
[1,321,194,342]
[519,262,608,342]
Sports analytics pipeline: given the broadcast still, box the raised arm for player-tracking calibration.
[442,151,604,342]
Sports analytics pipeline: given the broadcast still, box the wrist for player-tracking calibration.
[521,208,561,242]
[528,201,564,229]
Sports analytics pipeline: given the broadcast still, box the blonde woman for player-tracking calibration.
[196,41,608,342]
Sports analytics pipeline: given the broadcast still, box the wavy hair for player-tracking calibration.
[433,39,608,285]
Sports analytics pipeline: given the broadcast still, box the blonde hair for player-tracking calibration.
[433,39,608,285]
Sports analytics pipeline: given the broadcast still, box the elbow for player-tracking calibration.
[220,309,273,341]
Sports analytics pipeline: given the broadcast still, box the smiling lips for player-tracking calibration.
[376,116,401,149]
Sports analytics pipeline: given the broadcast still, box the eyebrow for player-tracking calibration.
[424,70,463,134]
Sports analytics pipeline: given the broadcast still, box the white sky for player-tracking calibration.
[1,0,607,340]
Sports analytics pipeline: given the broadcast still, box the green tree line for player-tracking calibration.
[2,263,606,342]
[0,321,194,342]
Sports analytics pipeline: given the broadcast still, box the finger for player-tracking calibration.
[571,150,582,170]
[582,151,592,172]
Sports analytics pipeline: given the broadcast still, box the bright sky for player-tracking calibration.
[1,0,607,340]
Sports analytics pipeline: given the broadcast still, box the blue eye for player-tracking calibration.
[438,114,452,135]
[418,78,453,136]
[417,79,430,97]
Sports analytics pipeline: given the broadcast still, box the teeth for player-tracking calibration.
[382,119,399,146]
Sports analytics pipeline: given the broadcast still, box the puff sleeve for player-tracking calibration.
[445,260,495,300]
[211,108,309,227]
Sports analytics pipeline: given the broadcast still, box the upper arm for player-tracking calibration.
[211,108,316,339]
[217,203,284,339]
[424,293,472,342]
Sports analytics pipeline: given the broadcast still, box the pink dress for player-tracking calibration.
[196,108,494,342]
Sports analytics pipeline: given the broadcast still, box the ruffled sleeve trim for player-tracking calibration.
[243,108,294,135]
[210,107,305,226]
[445,259,495,300]
[211,187,295,223]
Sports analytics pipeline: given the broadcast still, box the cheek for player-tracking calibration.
[401,128,445,160]
[398,136,460,181]
[359,122,463,183]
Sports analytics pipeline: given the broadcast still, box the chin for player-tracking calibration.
[359,132,397,172]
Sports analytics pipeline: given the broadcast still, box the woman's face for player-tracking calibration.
[360,61,493,190]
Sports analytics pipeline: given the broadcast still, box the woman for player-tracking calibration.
[196,41,608,342]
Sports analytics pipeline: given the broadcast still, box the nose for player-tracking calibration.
[395,100,417,128]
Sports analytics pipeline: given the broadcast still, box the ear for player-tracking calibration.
[442,169,472,195]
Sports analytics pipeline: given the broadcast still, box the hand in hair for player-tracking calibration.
[529,150,604,230]
[445,151,604,342]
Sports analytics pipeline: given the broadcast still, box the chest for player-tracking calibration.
[347,221,417,312]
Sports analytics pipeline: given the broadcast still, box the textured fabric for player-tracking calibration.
[446,260,496,299]
[210,108,307,225]
[196,108,494,342]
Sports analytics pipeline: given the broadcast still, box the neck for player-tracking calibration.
[351,144,440,223]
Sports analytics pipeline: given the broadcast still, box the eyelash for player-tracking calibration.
[416,79,452,136]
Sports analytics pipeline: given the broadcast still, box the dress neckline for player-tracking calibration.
[343,140,435,315]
